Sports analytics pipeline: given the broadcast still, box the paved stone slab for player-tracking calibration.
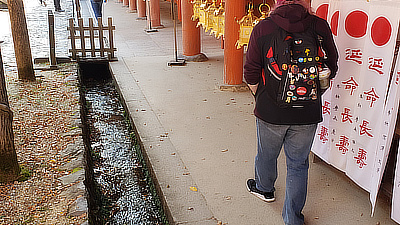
[111,59,215,224]
[59,169,85,186]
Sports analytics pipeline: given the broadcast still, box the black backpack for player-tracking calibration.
[266,18,324,108]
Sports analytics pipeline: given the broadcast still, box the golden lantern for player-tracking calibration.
[218,10,225,39]
[204,0,218,33]
[191,0,202,21]
[211,1,225,39]
[255,3,271,23]
[217,11,225,38]
[197,0,211,28]
[236,5,259,49]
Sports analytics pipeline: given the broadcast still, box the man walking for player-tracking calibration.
[91,0,104,19]
[54,0,64,12]
[244,0,338,224]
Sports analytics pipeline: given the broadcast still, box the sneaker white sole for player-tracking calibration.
[246,181,275,202]
[249,191,275,202]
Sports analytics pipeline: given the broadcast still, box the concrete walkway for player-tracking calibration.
[95,0,398,224]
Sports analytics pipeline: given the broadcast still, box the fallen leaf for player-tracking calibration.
[189,186,198,192]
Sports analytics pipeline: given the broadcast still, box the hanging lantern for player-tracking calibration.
[191,0,202,21]
[204,0,218,33]
[218,10,225,39]
[211,7,219,37]
[255,3,271,23]
[211,1,224,39]
[236,4,259,49]
[197,0,211,28]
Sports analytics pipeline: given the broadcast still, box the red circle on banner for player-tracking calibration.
[371,16,392,46]
[316,4,329,20]
[331,11,339,36]
[345,10,368,38]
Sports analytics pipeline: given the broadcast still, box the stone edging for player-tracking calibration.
[57,70,88,225]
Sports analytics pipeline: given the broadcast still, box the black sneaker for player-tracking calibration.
[246,179,275,202]
[55,8,65,12]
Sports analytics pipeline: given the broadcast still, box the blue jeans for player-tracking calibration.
[91,0,103,19]
[54,0,61,10]
[255,118,317,225]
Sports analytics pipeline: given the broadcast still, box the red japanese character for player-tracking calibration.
[359,120,373,137]
[336,135,349,155]
[317,126,329,144]
[363,88,379,107]
[345,48,363,65]
[341,107,353,124]
[368,57,384,75]
[322,101,331,115]
[354,148,367,168]
[342,77,359,95]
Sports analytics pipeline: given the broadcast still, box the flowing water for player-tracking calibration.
[80,63,166,224]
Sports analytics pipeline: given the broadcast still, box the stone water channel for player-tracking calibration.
[1,1,167,224]
[79,62,167,224]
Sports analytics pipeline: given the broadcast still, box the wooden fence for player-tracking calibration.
[68,17,117,61]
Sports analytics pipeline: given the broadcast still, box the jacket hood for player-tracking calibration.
[270,4,313,33]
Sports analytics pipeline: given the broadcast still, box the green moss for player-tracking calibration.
[72,167,83,173]
[18,166,31,182]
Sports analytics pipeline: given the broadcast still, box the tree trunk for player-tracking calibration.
[8,0,35,81]
[0,44,20,183]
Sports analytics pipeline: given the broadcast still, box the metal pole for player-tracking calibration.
[172,0,177,61]
[167,0,185,66]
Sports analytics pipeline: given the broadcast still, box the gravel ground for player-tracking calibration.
[0,0,87,223]
[0,63,87,225]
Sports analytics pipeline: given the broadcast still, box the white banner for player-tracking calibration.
[312,0,400,221]
[393,141,400,223]
[370,37,400,215]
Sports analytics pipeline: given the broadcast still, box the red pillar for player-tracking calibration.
[147,0,162,28]
[223,0,245,85]
[137,0,146,18]
[181,0,201,56]
[129,0,137,11]
[177,0,182,21]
